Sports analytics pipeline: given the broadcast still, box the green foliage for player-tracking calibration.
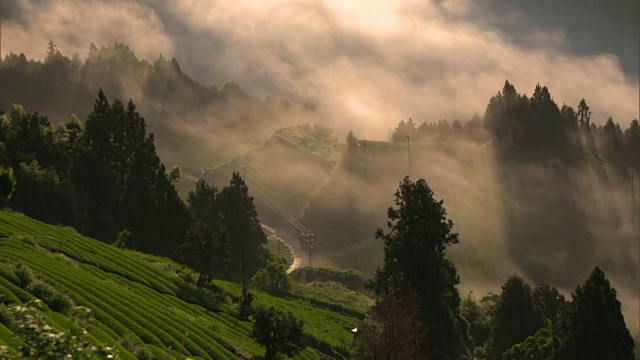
[532,284,566,328]
[558,267,634,360]
[251,258,291,294]
[219,172,268,282]
[0,211,362,359]
[489,275,544,360]
[371,176,465,359]
[291,267,366,292]
[28,282,54,302]
[0,303,11,326]
[113,229,132,250]
[179,221,228,287]
[503,320,558,360]
[292,281,373,314]
[0,93,190,256]
[252,305,304,360]
[12,263,33,289]
[0,300,118,360]
[180,179,229,286]
[80,90,191,254]
[45,291,73,314]
[460,295,492,349]
[0,166,17,199]
[27,281,74,314]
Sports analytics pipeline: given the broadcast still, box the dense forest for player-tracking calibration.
[0,43,637,359]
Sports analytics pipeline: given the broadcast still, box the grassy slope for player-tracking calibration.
[0,211,361,359]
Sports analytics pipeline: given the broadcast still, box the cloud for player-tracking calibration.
[1,0,638,137]
[1,0,173,62]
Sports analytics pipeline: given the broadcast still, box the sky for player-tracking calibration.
[1,0,638,137]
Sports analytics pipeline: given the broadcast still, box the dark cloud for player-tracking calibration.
[478,0,640,78]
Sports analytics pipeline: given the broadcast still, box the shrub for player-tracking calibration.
[28,282,73,314]
[252,305,304,360]
[113,229,132,249]
[46,292,73,314]
[29,282,54,301]
[251,258,291,294]
[179,268,196,284]
[12,263,32,289]
[290,267,365,291]
[133,345,154,360]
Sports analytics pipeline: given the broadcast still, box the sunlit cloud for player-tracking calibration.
[1,0,638,138]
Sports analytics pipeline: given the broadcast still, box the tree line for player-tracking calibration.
[388,80,640,168]
[390,114,489,143]
[483,81,639,159]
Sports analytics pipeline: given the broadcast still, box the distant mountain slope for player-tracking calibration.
[0,211,359,359]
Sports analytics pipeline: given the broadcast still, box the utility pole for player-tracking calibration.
[406,135,411,178]
[307,231,314,267]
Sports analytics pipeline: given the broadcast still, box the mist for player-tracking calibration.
[2,0,638,138]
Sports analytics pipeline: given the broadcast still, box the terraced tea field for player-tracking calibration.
[0,211,361,359]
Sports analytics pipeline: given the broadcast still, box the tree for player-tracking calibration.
[391,118,417,142]
[483,80,528,149]
[460,294,491,350]
[624,119,640,148]
[78,90,190,254]
[352,294,426,360]
[576,99,591,129]
[532,284,566,328]
[180,179,229,286]
[251,257,291,294]
[370,176,465,359]
[558,267,634,360]
[180,222,228,287]
[346,130,358,150]
[528,84,566,147]
[488,275,544,360]
[218,172,268,296]
[252,306,304,360]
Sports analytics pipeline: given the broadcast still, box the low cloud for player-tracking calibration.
[2,0,638,138]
